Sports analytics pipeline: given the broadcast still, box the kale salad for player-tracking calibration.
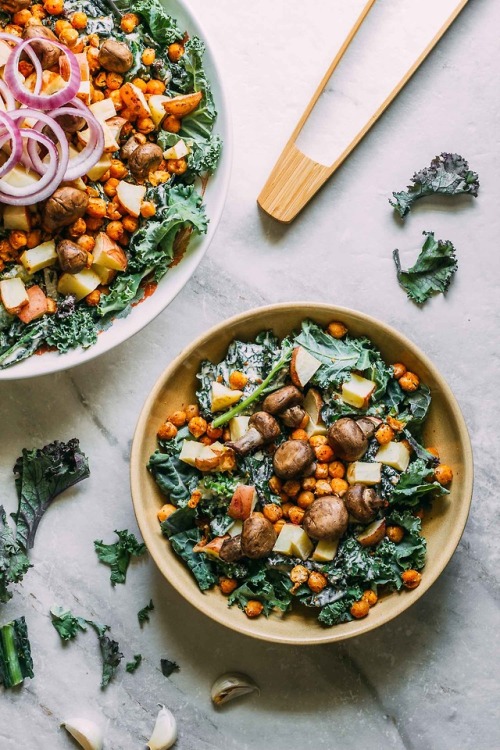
[148,319,453,627]
[0,0,221,369]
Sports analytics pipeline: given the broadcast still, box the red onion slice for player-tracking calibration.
[0,80,16,111]
[0,32,43,96]
[18,110,69,176]
[0,129,59,205]
[0,111,23,179]
[50,103,104,180]
[4,37,81,110]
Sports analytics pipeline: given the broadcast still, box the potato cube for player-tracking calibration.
[273,524,314,561]
[229,416,250,441]
[179,439,204,467]
[341,373,376,409]
[375,441,410,472]
[57,269,100,301]
[0,277,29,314]
[210,382,243,412]
[20,241,57,274]
[312,539,339,562]
[347,461,382,485]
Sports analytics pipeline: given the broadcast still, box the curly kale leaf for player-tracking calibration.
[0,317,47,369]
[93,625,123,689]
[138,599,154,626]
[148,441,200,508]
[161,506,196,538]
[393,232,458,305]
[317,586,363,627]
[389,459,448,507]
[390,152,479,218]
[45,305,98,353]
[228,568,293,616]
[94,530,147,586]
[13,439,90,550]
[132,0,182,44]
[160,658,180,677]
[168,528,217,591]
[50,606,88,641]
[97,271,146,317]
[0,507,31,604]
[126,654,142,673]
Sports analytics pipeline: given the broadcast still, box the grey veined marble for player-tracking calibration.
[1,0,499,748]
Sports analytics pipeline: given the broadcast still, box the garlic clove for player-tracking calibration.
[147,704,177,750]
[211,672,260,706]
[61,718,104,750]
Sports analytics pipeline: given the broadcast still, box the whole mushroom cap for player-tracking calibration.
[273,440,315,479]
[328,418,368,462]
[241,516,276,559]
[303,495,349,541]
[128,143,164,181]
[98,39,133,73]
[344,484,385,524]
[248,411,281,442]
[43,187,89,232]
[219,535,243,563]
[262,385,304,415]
[56,240,88,274]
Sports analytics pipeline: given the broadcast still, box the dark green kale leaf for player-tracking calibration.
[148,444,200,508]
[389,459,448,507]
[45,305,98,353]
[317,586,363,627]
[393,232,458,305]
[126,654,142,673]
[199,473,240,501]
[96,271,146,318]
[0,616,34,688]
[0,317,47,369]
[50,606,88,641]
[160,658,180,677]
[132,0,182,43]
[240,451,280,505]
[13,439,90,550]
[169,528,217,591]
[390,152,479,218]
[228,568,293,616]
[0,506,31,604]
[138,599,154,626]
[161,506,197,538]
[94,530,147,586]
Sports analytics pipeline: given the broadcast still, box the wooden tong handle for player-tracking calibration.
[258,0,469,223]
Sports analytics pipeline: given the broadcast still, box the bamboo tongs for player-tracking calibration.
[257,0,470,223]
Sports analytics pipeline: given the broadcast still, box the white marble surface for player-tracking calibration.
[1,0,499,748]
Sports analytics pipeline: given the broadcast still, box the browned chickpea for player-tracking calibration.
[219,577,238,595]
[187,490,202,509]
[120,12,139,33]
[308,571,327,593]
[86,197,106,218]
[314,444,335,462]
[387,416,405,432]
[288,506,305,525]
[402,570,422,589]
[169,410,187,427]
[274,519,286,535]
[282,479,301,497]
[184,404,199,420]
[268,475,283,495]
[330,478,348,496]
[281,502,294,519]
[399,372,420,392]
[26,229,42,249]
[350,600,370,619]
[157,421,177,440]
[206,424,223,440]
[106,71,123,90]
[106,221,125,242]
[157,503,176,523]
[309,435,328,447]
[361,590,378,607]
[137,117,155,134]
[327,321,348,338]
[315,463,329,480]
[386,525,404,544]
[244,600,263,618]
[162,114,181,133]
[122,215,139,233]
[297,490,315,509]
[435,464,453,485]
[375,424,395,445]
[228,370,248,390]
[302,477,316,492]
[141,47,155,65]
[59,27,78,46]
[71,11,87,29]
[166,158,188,175]
[109,159,128,180]
[291,428,309,441]
[140,201,156,218]
[103,178,119,198]
[328,461,345,479]
[262,504,283,524]
[315,479,333,496]
[188,416,207,438]
[392,362,407,379]
[290,564,309,587]
[85,289,101,306]
[167,42,184,62]
[146,79,166,95]
[13,9,32,25]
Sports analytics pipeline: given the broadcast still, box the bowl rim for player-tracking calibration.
[130,301,474,645]
[0,0,233,381]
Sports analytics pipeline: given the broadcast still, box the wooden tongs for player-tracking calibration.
[257,0,470,223]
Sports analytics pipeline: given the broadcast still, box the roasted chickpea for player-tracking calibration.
[187,490,201,509]
[77,235,95,252]
[350,600,370,619]
[157,421,177,440]
[401,570,422,589]
[54,15,70,31]
[361,590,378,607]
[375,424,395,445]
[168,410,187,427]
[86,217,104,233]
[426,446,440,458]
[43,0,64,15]
[102,178,118,198]
[229,370,248,390]
[399,371,420,392]
[315,479,332,496]
[9,230,27,250]
[106,71,123,90]
[188,416,207,438]
[282,479,301,497]
[314,444,335,463]
[26,229,42,249]
[289,506,305,525]
[13,9,31,24]
[262,504,283,524]
[137,117,155,134]
[330,478,348,496]
[162,114,181,133]
[86,197,106,218]
[296,490,315,510]
[141,47,155,65]
[309,435,328,447]
[314,463,329,480]
[184,404,199,420]
[386,525,404,544]
[85,289,101,306]
[140,200,156,218]
[31,4,46,20]
[219,577,238,595]
[301,477,316,492]
[166,157,187,175]
[268,475,282,495]
[328,461,345,479]
[167,42,184,62]
[70,11,87,28]
[281,502,294,519]
[308,571,327,593]
[132,77,147,92]
[120,12,139,33]
[435,464,453,485]
[122,215,139,233]
[59,27,78,46]
[290,564,309,587]
[291,428,309,441]
[206,424,223,440]
[387,415,405,432]
[146,79,166,95]
[107,160,127,181]
[157,503,176,523]
[104,221,123,242]
[244,600,263,618]
[68,217,86,237]
[392,362,407,379]
[274,519,286,535]
[327,321,348,338]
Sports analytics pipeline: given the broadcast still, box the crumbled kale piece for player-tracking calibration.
[393,232,458,305]
[94,530,147,586]
[138,599,155,626]
[126,654,142,673]
[390,152,479,217]
[160,658,180,677]
[0,507,30,604]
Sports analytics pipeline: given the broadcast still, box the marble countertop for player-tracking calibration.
[1,0,498,748]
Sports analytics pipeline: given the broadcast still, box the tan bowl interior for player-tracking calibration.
[131,303,473,645]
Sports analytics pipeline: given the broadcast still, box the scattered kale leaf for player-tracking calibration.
[160,658,180,677]
[94,530,147,586]
[389,459,449,507]
[393,232,458,305]
[390,152,479,218]
[13,439,90,550]
[126,654,142,673]
[50,606,88,641]
[0,506,31,604]
[0,616,34,688]
[169,528,217,591]
[138,599,154,627]
[93,626,124,689]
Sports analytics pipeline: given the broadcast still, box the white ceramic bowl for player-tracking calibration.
[0,0,231,380]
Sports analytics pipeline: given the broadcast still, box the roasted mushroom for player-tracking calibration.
[240,516,276,559]
[54,112,86,134]
[303,496,349,541]
[273,440,315,479]
[43,187,89,232]
[280,405,307,428]
[344,484,385,524]
[1,0,30,12]
[128,143,164,181]
[219,535,243,563]
[120,133,146,161]
[23,23,61,69]
[227,412,280,456]
[98,39,133,73]
[56,240,89,274]
[262,385,303,415]
[328,418,368,462]
[356,416,382,440]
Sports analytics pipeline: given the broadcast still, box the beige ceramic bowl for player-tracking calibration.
[131,303,473,645]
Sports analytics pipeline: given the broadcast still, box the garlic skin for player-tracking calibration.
[147,704,177,750]
[211,672,260,706]
[61,718,104,750]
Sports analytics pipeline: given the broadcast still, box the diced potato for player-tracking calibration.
[0,277,29,314]
[116,181,146,218]
[57,269,100,301]
[78,117,126,153]
[92,233,128,272]
[89,98,117,122]
[86,154,112,181]
[196,536,227,558]
[3,205,31,232]
[228,520,243,538]
[229,416,250,441]
[74,52,89,81]
[347,461,382,485]
[273,524,314,561]
[228,485,257,520]
[121,82,150,119]
[290,346,322,387]
[341,373,376,409]
[357,519,386,547]
[148,94,170,127]
[0,40,11,67]
[304,388,328,437]
[76,79,91,105]
[210,381,243,412]
[194,445,220,471]
[375,441,410,472]
[25,70,65,95]
[2,165,39,189]
[179,439,204,467]
[312,539,339,562]
[163,139,189,160]
[17,285,48,324]
[92,264,116,285]
[163,91,203,117]
[20,241,57,274]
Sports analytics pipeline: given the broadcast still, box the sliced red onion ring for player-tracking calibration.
[50,104,104,180]
[18,110,69,176]
[0,32,43,96]
[0,80,16,111]
[4,37,81,110]
[0,111,23,178]
[0,129,59,205]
